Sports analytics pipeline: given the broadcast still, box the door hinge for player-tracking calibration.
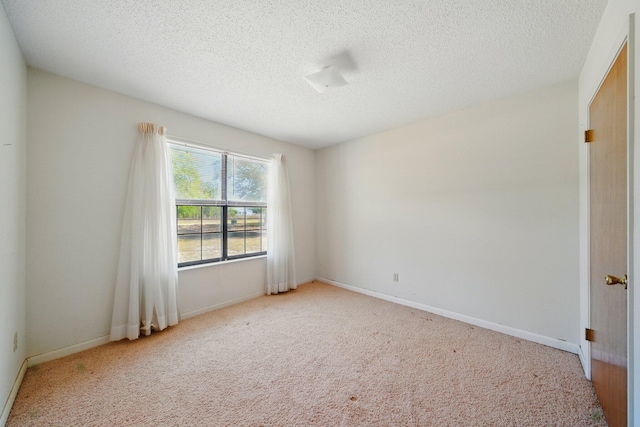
[585,129,594,143]
[585,328,595,342]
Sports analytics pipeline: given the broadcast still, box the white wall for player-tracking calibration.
[578,0,639,423]
[317,80,580,346]
[0,3,27,424]
[26,69,316,359]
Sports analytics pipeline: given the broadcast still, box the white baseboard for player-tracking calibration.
[1,359,27,427]
[26,280,315,369]
[181,291,266,319]
[28,295,264,367]
[578,345,590,379]
[182,277,314,319]
[318,277,580,355]
[27,336,110,367]
[182,276,316,319]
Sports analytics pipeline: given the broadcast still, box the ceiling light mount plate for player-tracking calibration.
[304,66,347,93]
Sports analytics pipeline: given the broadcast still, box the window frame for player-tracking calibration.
[169,140,269,267]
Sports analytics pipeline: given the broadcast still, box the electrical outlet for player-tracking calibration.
[13,332,18,352]
[393,273,399,282]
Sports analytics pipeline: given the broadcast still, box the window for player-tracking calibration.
[169,142,268,266]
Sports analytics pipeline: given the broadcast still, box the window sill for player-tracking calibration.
[178,254,267,272]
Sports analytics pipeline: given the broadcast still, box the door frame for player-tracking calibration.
[580,13,635,425]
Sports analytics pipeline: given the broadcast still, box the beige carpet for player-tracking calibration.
[8,281,606,426]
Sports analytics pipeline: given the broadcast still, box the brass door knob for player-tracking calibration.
[605,274,628,289]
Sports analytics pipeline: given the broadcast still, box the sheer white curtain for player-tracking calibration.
[266,153,297,294]
[110,122,179,341]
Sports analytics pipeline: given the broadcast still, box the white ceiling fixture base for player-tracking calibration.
[304,66,348,93]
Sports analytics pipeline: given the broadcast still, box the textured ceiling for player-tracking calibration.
[2,0,607,149]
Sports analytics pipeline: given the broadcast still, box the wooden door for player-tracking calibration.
[589,42,628,427]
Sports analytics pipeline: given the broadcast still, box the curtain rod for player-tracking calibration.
[166,135,272,162]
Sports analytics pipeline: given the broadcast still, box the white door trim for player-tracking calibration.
[581,30,629,380]
[580,14,635,425]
